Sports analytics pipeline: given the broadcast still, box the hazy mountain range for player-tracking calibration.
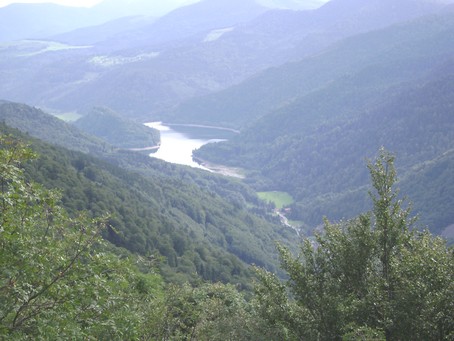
[0,0,327,42]
[1,0,451,118]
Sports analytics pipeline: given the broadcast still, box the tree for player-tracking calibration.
[0,135,162,339]
[149,281,263,341]
[254,148,454,340]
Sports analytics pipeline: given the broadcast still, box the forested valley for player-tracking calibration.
[1,0,453,339]
[1,133,452,339]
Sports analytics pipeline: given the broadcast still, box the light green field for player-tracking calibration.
[257,191,294,209]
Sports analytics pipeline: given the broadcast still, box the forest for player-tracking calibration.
[0,122,297,287]
[1,135,452,339]
[194,13,454,236]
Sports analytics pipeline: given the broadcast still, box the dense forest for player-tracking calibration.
[1,138,452,339]
[73,106,160,149]
[0,122,296,286]
[194,13,454,236]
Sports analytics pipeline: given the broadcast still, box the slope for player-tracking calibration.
[1,0,447,120]
[196,53,454,234]
[0,102,296,285]
[172,9,454,128]
[73,106,160,149]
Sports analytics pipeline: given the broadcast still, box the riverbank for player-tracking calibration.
[126,145,160,152]
[167,123,240,134]
[193,157,245,179]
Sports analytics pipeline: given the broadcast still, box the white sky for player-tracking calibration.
[0,0,104,7]
[0,0,330,9]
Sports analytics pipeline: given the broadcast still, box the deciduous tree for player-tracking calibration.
[254,148,454,340]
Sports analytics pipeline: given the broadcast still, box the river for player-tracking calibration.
[144,122,237,172]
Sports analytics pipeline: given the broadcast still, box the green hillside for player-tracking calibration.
[0,100,111,155]
[194,15,454,234]
[175,12,454,129]
[73,106,160,149]
[2,132,452,339]
[0,105,296,286]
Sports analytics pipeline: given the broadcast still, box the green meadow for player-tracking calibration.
[257,191,294,209]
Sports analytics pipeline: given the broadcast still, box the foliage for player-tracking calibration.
[0,120,295,286]
[0,135,163,339]
[254,149,454,340]
[73,106,160,149]
[148,282,254,340]
[0,101,112,156]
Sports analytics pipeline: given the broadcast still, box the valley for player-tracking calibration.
[0,0,453,338]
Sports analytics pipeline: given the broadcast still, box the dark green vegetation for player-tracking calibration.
[0,100,112,155]
[0,107,294,286]
[254,150,454,340]
[2,142,452,339]
[195,13,454,236]
[0,136,163,339]
[73,106,160,149]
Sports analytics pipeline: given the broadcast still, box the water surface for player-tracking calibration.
[144,122,234,171]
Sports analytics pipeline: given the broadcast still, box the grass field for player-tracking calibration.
[257,191,294,209]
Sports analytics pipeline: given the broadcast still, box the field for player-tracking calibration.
[257,191,294,209]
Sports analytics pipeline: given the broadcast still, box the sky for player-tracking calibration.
[0,0,195,8]
[0,0,102,7]
[0,0,330,9]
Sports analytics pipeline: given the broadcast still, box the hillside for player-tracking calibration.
[0,103,296,285]
[0,100,111,155]
[0,0,198,42]
[172,10,454,128]
[0,0,448,120]
[73,106,160,148]
[194,14,454,234]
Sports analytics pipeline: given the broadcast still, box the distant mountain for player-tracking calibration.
[193,14,454,234]
[257,0,328,10]
[0,0,269,117]
[94,0,269,50]
[170,0,452,127]
[51,15,156,46]
[0,0,198,42]
[89,0,200,19]
[0,0,450,121]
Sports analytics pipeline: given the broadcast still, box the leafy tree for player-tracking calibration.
[254,148,454,340]
[0,135,162,339]
[149,281,268,341]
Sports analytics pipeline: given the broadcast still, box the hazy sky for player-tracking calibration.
[0,0,193,8]
[0,0,102,7]
[0,0,330,9]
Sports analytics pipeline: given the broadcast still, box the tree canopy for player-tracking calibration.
[1,135,452,340]
[0,135,162,339]
[254,148,454,340]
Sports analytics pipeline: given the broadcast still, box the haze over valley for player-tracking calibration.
[0,0,453,338]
